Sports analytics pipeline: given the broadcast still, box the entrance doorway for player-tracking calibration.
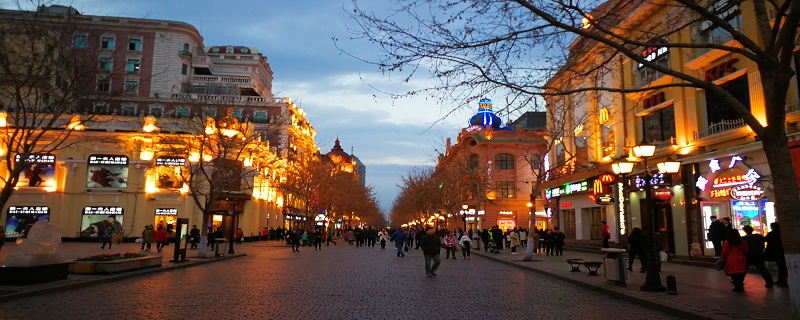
[640,199,676,254]
[561,209,576,239]
[589,207,606,240]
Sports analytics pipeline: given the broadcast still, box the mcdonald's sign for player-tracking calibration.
[598,174,616,184]
[593,179,606,194]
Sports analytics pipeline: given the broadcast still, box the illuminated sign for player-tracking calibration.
[155,208,178,216]
[546,180,590,199]
[638,41,669,69]
[83,206,124,215]
[499,211,514,215]
[598,174,616,184]
[15,154,55,163]
[88,155,128,165]
[730,185,764,201]
[617,182,626,235]
[652,188,675,201]
[705,58,738,82]
[710,188,732,198]
[560,202,573,208]
[634,173,669,189]
[594,194,614,205]
[8,206,49,215]
[643,92,665,109]
[155,157,186,166]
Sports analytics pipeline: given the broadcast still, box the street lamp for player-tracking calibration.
[461,204,469,231]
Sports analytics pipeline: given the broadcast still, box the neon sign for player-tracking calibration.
[638,41,669,69]
[730,185,764,200]
[617,182,626,235]
[546,180,589,199]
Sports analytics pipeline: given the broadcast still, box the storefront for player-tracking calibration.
[546,176,616,241]
[153,156,186,190]
[4,206,50,238]
[155,208,178,238]
[80,206,124,238]
[695,153,774,254]
[497,210,516,231]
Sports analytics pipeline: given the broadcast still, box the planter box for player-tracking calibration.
[0,263,69,286]
[69,255,162,275]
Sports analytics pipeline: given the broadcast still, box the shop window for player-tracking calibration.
[128,38,142,51]
[156,166,185,189]
[495,153,514,170]
[496,181,515,198]
[704,76,750,127]
[468,154,479,169]
[73,34,87,48]
[100,36,115,49]
[80,207,123,238]
[643,106,675,144]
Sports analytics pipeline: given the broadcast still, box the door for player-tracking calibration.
[561,209,576,239]
[589,207,606,240]
[640,199,676,253]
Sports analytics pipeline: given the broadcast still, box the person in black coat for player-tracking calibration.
[708,215,726,257]
[480,229,490,252]
[764,222,787,287]
[552,227,566,256]
[627,227,646,272]
[189,225,200,249]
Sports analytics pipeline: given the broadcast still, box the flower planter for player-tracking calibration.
[69,255,163,274]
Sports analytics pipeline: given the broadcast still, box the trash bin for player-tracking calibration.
[602,248,627,286]
[214,238,227,257]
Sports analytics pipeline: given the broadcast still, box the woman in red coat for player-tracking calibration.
[721,229,749,292]
[154,226,168,253]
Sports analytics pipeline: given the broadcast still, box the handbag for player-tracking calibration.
[714,258,726,271]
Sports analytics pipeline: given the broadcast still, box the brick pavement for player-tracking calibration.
[472,247,791,320]
[0,242,680,320]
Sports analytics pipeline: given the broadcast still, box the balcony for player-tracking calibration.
[693,118,747,140]
[191,75,252,85]
[170,93,271,103]
[633,69,668,89]
[178,50,192,58]
[652,137,676,149]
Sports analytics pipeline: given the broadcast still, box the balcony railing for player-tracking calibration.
[179,50,192,57]
[689,33,735,61]
[170,93,271,103]
[693,118,746,140]
[191,75,252,85]
[651,137,676,149]
[634,69,666,88]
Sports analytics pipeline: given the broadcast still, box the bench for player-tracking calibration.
[566,259,584,272]
[582,261,602,276]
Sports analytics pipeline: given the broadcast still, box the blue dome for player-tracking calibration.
[468,98,502,128]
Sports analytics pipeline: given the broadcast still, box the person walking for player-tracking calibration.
[154,225,168,253]
[553,227,565,256]
[207,227,216,252]
[627,227,647,272]
[481,228,490,252]
[100,226,114,249]
[389,228,407,257]
[531,228,540,254]
[288,229,301,252]
[190,225,200,249]
[419,227,442,277]
[415,228,424,249]
[509,228,520,254]
[327,228,338,246]
[345,229,355,245]
[601,221,611,248]
[519,228,528,247]
[442,231,458,259]
[543,229,553,256]
[235,228,244,245]
[764,222,788,287]
[708,216,725,257]
[313,229,323,251]
[459,232,471,260]
[142,225,155,252]
[301,230,309,247]
[742,225,774,287]
[492,226,503,254]
[721,229,749,292]
[378,229,389,249]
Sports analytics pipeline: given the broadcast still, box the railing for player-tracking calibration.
[170,94,271,103]
[178,50,192,57]
[634,69,665,88]
[693,118,746,140]
[689,33,735,61]
[652,137,676,149]
[191,75,252,84]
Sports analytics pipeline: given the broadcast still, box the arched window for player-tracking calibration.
[183,43,189,52]
[495,153,514,170]
[468,154,479,169]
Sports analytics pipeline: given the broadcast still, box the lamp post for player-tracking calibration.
[612,160,635,241]
[461,204,469,232]
[526,201,533,229]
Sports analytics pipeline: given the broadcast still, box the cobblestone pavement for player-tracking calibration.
[0,243,680,320]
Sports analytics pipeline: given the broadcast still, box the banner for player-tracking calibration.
[4,206,50,238]
[79,206,124,238]
[86,155,129,189]
[16,154,56,188]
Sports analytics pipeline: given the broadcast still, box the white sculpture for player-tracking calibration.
[4,220,65,267]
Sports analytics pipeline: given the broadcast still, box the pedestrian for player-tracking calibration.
[627,227,647,272]
[378,229,389,249]
[346,229,355,245]
[601,221,611,248]
[492,226,503,253]
[389,228,407,257]
[235,228,245,245]
[100,226,113,249]
[367,226,377,248]
[538,228,547,252]
[327,228,338,246]
[407,228,416,249]
[442,231,458,259]
[459,232,471,260]
[0,226,5,251]
[301,230,309,247]
[190,225,200,249]
[742,225,774,287]
[261,227,269,241]
[415,228,424,249]
[154,225,168,253]
[721,229,748,292]
[288,229,301,252]
[313,229,323,250]
[354,228,364,247]
[472,229,481,251]
[531,228,540,254]
[708,215,725,257]
[419,227,442,277]
[142,225,155,252]
[544,229,554,256]
[764,222,788,287]
[519,228,528,247]
[207,227,216,251]
[553,227,565,256]
[509,228,520,254]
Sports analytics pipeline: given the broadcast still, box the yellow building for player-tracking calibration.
[543,0,796,257]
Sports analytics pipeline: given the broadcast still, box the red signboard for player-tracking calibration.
[560,202,573,208]
[643,92,665,109]
[652,188,674,201]
[705,58,738,82]
[598,174,616,184]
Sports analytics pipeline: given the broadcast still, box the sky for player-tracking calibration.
[0,0,498,213]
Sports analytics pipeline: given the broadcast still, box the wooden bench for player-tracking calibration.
[566,259,584,272]
[582,261,602,276]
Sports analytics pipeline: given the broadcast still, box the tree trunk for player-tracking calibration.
[760,128,800,316]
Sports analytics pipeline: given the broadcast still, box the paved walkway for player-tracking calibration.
[472,247,790,320]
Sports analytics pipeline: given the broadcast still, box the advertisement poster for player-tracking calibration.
[15,154,56,188]
[85,155,129,189]
[79,206,124,238]
[4,206,50,238]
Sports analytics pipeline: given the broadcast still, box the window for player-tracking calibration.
[121,105,137,116]
[149,106,164,117]
[496,181,515,198]
[181,63,188,75]
[176,108,190,118]
[495,153,514,170]
[231,110,242,120]
[699,0,742,45]
[203,109,217,118]
[226,47,234,53]
[643,106,676,144]
[183,43,189,52]
[96,78,110,92]
[253,111,267,123]
[98,57,113,71]
[92,103,108,114]
[556,143,566,167]
[601,120,616,157]
[73,34,87,48]
[124,79,139,93]
[128,38,142,51]
[636,40,669,86]
[575,134,588,165]
[530,154,541,170]
[468,154,479,169]
[126,59,140,72]
[191,85,206,94]
[100,36,115,49]
[704,76,750,127]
